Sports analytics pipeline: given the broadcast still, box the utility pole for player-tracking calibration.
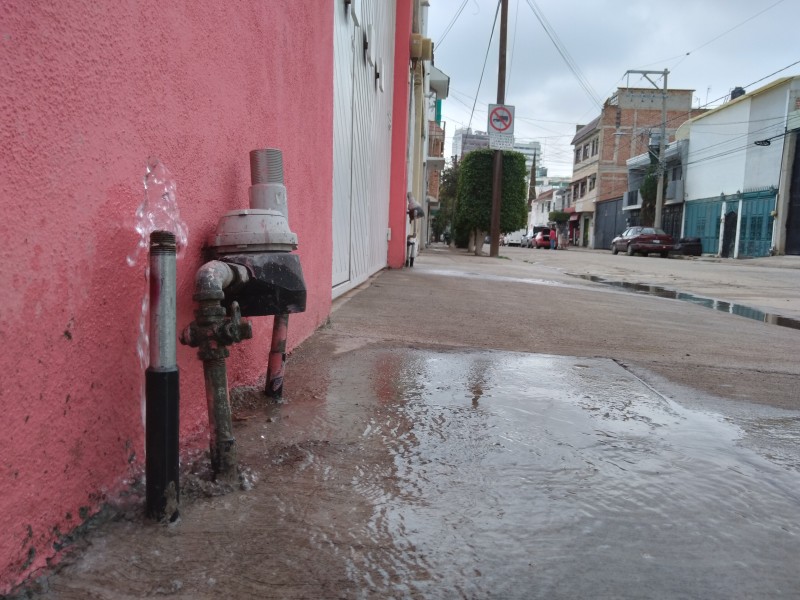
[625,68,668,229]
[489,0,509,258]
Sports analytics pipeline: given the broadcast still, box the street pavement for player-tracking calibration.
[17,243,800,599]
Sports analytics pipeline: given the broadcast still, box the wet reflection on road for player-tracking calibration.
[570,274,800,331]
[258,348,800,599]
[40,347,800,599]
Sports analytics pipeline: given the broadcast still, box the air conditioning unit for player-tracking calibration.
[410,33,423,58]
[421,38,433,61]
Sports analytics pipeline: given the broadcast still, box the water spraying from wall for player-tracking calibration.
[128,159,189,422]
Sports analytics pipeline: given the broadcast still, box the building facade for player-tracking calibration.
[452,127,490,159]
[571,87,700,248]
[680,77,800,257]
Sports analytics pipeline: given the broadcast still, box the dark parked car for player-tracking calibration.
[532,231,550,249]
[611,226,675,257]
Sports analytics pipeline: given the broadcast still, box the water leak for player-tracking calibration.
[34,347,800,598]
[127,159,188,422]
[322,350,800,598]
[242,348,800,598]
[571,274,800,331]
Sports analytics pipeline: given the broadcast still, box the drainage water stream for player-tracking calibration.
[244,349,800,598]
[41,348,800,599]
[570,274,800,331]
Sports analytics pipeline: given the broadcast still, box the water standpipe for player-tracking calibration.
[181,148,306,480]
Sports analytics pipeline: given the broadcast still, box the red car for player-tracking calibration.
[533,231,550,248]
[611,226,675,257]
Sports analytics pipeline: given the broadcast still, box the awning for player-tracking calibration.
[569,213,581,221]
[429,65,450,99]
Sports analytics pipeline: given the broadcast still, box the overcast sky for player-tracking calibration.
[426,0,800,177]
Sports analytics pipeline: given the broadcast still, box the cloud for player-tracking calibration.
[428,0,799,176]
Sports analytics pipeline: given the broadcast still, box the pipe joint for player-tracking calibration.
[193,260,249,302]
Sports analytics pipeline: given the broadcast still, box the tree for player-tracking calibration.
[454,149,527,254]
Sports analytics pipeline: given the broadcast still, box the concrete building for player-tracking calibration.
[623,139,689,240]
[571,87,702,249]
[452,127,490,159]
[678,76,800,257]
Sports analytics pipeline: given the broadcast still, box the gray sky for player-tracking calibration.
[427,0,800,177]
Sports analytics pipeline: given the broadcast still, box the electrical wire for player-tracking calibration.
[663,0,786,73]
[506,0,520,97]
[524,0,602,108]
[436,0,470,50]
[467,0,501,131]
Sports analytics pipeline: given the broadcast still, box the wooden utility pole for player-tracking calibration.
[489,0,509,258]
[625,68,669,229]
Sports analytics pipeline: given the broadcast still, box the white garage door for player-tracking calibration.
[332,0,396,296]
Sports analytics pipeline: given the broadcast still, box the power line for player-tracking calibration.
[467,0,501,131]
[436,0,470,50]
[524,0,602,108]
[506,0,520,97]
[668,0,786,72]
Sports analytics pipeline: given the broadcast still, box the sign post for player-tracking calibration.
[489,0,509,258]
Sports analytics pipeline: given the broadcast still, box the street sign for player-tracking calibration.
[488,104,515,135]
[489,132,513,150]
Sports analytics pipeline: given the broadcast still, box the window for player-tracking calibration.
[591,138,598,156]
[575,149,581,163]
[588,175,596,191]
[583,144,590,160]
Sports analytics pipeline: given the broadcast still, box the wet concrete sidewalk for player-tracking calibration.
[21,248,800,599]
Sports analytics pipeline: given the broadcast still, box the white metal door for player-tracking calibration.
[332,0,396,296]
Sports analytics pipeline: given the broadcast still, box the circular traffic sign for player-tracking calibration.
[489,105,513,132]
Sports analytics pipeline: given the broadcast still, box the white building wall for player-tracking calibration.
[686,82,792,201]
[744,84,788,187]
[686,99,750,199]
[332,1,396,297]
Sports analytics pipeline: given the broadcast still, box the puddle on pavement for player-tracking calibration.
[41,348,800,599]
[570,274,800,331]
[246,349,800,598]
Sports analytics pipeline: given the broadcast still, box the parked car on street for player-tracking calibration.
[611,226,675,257]
[505,229,526,247]
[520,233,533,248]
[532,231,550,249]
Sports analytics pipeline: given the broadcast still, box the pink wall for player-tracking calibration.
[0,1,333,591]
[388,0,414,269]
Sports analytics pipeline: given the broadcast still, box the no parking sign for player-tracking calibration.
[488,104,514,150]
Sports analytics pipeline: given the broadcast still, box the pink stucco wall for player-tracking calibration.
[0,1,333,591]
[388,0,413,269]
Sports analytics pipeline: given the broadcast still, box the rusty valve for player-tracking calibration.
[180,301,253,358]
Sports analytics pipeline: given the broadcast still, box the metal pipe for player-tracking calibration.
[180,261,251,481]
[265,314,289,399]
[194,260,239,299]
[149,232,177,370]
[203,357,237,479]
[145,230,180,522]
